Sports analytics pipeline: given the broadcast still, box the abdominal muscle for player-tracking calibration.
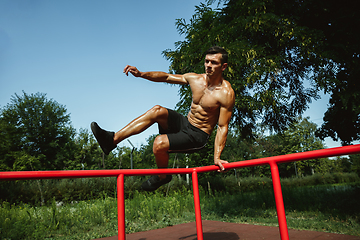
[187,103,220,135]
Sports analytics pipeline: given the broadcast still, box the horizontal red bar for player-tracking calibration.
[1,144,359,181]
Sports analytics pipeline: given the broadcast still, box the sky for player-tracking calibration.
[0,0,349,150]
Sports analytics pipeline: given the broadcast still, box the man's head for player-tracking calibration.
[204,46,228,78]
[205,46,228,65]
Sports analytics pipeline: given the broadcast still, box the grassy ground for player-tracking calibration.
[1,183,359,240]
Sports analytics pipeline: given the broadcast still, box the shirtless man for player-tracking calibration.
[91,46,235,191]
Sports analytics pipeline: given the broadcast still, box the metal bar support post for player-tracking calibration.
[192,170,203,240]
[117,174,126,240]
[270,162,289,240]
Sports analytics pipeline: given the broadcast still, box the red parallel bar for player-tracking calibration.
[270,162,289,240]
[0,168,196,180]
[224,144,360,169]
[117,174,126,240]
[1,145,360,181]
[192,170,204,240]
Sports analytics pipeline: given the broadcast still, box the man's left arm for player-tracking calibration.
[214,90,235,172]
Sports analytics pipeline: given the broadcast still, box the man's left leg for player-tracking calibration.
[141,134,172,191]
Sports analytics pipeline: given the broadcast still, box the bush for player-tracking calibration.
[280,172,359,189]
[1,172,359,205]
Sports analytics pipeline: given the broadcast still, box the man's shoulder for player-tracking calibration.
[184,73,206,82]
[222,80,235,94]
[220,80,235,106]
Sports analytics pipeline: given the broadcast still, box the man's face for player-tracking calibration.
[204,53,227,78]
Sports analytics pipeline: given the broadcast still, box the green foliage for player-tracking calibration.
[218,117,343,178]
[0,92,75,171]
[65,128,103,170]
[1,183,359,239]
[275,117,325,177]
[0,178,119,205]
[203,183,360,236]
[297,0,360,146]
[163,0,322,138]
[350,154,360,177]
[163,0,360,145]
[1,172,358,206]
[0,197,119,240]
[125,189,195,233]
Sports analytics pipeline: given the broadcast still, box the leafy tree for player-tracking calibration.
[277,117,325,177]
[0,92,75,170]
[63,128,104,170]
[286,0,360,145]
[163,0,360,145]
[280,117,324,154]
[220,130,271,177]
[163,0,321,138]
[116,146,133,169]
[226,118,328,177]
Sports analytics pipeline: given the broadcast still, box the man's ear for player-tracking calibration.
[221,63,228,71]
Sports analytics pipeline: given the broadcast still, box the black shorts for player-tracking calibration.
[158,109,210,153]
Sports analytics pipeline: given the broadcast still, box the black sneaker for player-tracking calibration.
[91,122,116,155]
[141,175,172,192]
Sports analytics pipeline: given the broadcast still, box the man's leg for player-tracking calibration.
[116,106,172,177]
[153,134,170,179]
[114,105,168,145]
[141,134,172,191]
[91,105,168,155]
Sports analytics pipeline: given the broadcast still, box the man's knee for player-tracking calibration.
[153,135,169,155]
[147,105,166,118]
[149,105,168,129]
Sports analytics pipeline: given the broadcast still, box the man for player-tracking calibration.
[91,46,235,191]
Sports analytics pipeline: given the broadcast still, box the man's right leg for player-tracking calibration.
[92,105,169,155]
[113,105,169,144]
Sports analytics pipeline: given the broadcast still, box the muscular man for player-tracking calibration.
[91,46,235,191]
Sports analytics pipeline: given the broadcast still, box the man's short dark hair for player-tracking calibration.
[205,46,228,65]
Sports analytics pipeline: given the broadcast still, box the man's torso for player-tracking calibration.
[186,73,232,134]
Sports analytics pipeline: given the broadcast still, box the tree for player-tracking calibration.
[287,0,360,145]
[278,117,325,176]
[0,92,75,170]
[163,0,360,144]
[64,128,104,170]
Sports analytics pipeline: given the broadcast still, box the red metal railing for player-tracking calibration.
[1,144,360,240]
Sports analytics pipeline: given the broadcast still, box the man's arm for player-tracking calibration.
[214,89,235,172]
[123,65,189,85]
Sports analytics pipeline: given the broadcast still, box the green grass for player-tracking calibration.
[201,184,360,236]
[1,183,359,240]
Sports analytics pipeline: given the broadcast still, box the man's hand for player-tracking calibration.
[214,159,229,172]
[123,65,141,77]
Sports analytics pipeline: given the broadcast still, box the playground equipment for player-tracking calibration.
[1,144,360,240]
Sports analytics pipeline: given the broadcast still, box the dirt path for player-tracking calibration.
[94,220,360,240]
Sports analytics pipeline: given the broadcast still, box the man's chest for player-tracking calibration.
[192,86,221,111]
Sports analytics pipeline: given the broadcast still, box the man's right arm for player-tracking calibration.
[123,65,193,85]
